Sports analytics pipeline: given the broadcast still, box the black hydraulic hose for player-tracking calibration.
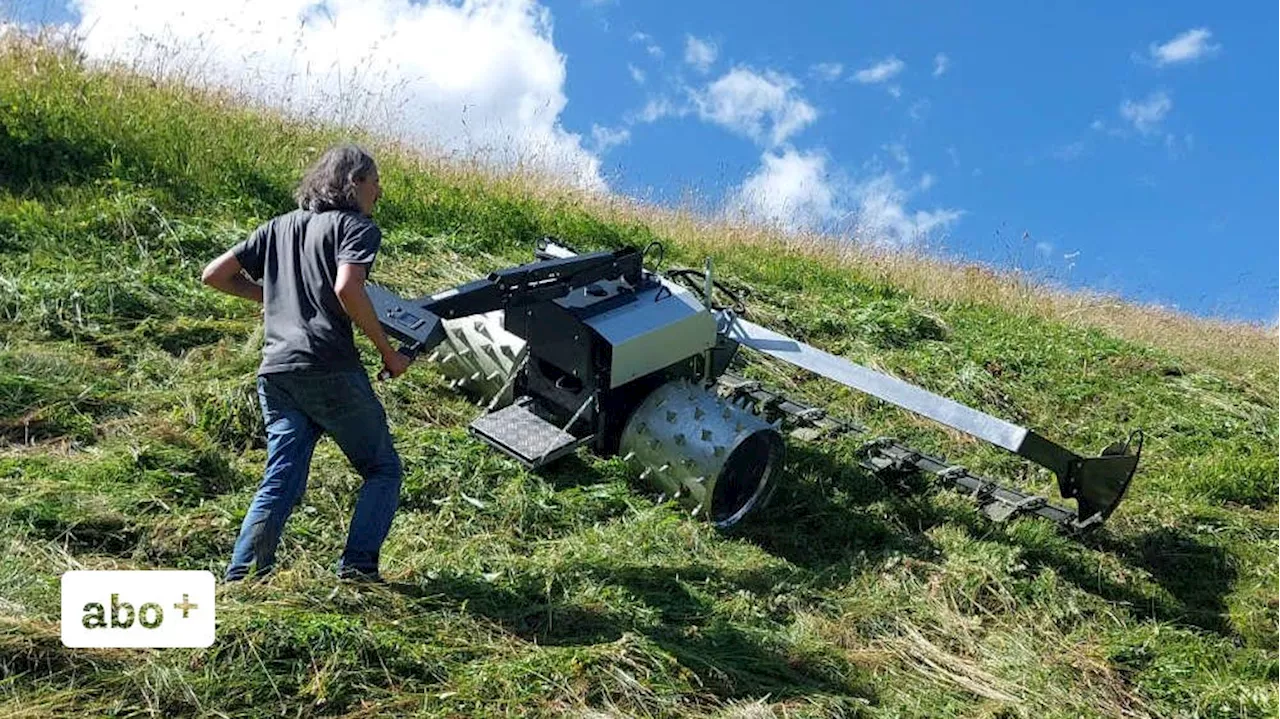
[642,241,664,273]
[666,267,749,315]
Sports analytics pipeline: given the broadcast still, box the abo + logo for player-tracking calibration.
[62,571,215,648]
[80,592,201,629]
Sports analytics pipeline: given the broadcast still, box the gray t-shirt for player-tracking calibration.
[230,209,382,375]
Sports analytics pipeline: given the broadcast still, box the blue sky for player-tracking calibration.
[7,1,1277,321]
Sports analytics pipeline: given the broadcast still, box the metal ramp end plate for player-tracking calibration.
[469,402,586,467]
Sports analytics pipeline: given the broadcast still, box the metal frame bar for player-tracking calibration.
[715,372,1098,532]
[721,317,1141,526]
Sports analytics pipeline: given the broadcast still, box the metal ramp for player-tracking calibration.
[468,398,594,468]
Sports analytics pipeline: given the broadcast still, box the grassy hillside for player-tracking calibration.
[0,37,1276,718]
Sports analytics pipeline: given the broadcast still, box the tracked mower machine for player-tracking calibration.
[370,239,1142,533]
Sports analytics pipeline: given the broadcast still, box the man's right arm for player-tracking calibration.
[201,251,264,303]
[203,220,269,302]
[334,263,411,379]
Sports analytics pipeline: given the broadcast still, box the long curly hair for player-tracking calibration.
[293,144,377,213]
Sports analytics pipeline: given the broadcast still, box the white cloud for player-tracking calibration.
[590,123,630,153]
[1051,140,1086,161]
[632,96,683,123]
[853,56,904,83]
[884,142,910,171]
[684,34,717,73]
[727,148,962,245]
[727,148,837,232]
[1164,131,1194,158]
[810,62,843,81]
[853,173,962,246]
[627,63,645,85]
[71,0,605,190]
[694,67,818,147]
[1148,27,1220,67]
[918,172,935,191]
[908,98,930,121]
[932,52,949,77]
[1120,91,1173,135]
[630,30,663,59]
[1090,118,1126,138]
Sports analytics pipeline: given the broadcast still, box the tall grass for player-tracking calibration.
[0,32,1275,719]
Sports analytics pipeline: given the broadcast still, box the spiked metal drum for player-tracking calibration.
[618,379,785,527]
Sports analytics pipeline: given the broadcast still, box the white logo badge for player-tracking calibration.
[61,570,215,648]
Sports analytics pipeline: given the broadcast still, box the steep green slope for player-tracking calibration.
[1,39,1276,719]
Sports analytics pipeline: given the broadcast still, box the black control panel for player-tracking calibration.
[367,284,446,354]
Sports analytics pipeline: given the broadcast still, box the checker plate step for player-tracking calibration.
[469,400,591,467]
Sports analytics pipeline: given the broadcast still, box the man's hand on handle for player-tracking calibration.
[378,349,413,381]
[334,263,416,381]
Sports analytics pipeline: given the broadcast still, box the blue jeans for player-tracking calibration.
[225,369,402,581]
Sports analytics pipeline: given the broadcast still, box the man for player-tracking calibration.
[201,144,412,583]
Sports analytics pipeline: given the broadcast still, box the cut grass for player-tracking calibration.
[0,35,1275,719]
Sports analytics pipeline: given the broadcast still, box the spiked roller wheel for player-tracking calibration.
[429,310,526,407]
[618,378,785,528]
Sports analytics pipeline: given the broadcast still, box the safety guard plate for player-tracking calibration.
[469,400,592,468]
